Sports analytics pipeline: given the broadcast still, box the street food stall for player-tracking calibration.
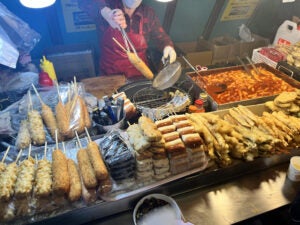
[1,0,300,225]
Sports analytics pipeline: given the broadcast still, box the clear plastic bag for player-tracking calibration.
[0,2,41,54]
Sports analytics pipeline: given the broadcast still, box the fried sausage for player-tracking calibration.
[87,142,108,181]
[52,149,70,195]
[67,159,82,202]
[77,149,97,189]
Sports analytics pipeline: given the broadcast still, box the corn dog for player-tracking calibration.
[41,103,61,141]
[127,52,154,80]
[56,101,71,137]
[67,159,82,202]
[79,96,91,129]
[87,142,108,181]
[14,157,35,199]
[0,162,18,201]
[52,149,70,195]
[77,149,98,189]
[34,159,52,198]
[15,120,31,150]
[28,110,46,145]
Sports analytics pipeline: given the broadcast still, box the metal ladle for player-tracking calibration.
[182,56,227,94]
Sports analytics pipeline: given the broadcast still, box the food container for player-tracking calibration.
[133,193,182,225]
[287,156,300,182]
[187,63,300,110]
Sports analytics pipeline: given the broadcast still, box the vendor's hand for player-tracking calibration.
[162,46,177,64]
[101,7,127,29]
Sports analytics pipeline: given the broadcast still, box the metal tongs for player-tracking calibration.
[120,27,138,58]
[236,56,254,78]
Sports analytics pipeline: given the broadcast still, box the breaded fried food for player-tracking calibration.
[67,159,82,202]
[28,110,46,145]
[34,159,52,198]
[77,149,97,189]
[87,142,108,181]
[52,149,70,195]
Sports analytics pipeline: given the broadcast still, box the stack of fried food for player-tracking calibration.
[127,116,170,182]
[265,90,300,117]
[157,115,205,174]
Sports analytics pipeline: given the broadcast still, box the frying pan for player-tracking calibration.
[152,60,182,90]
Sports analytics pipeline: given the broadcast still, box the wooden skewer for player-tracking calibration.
[28,144,32,159]
[75,131,83,149]
[1,146,10,163]
[55,129,59,150]
[62,142,66,154]
[112,37,128,53]
[16,149,23,163]
[55,81,63,103]
[28,91,33,111]
[31,84,44,105]
[84,127,92,143]
[44,142,47,159]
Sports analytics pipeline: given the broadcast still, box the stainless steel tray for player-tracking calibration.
[186,63,300,110]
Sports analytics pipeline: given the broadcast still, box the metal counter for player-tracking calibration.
[84,162,300,225]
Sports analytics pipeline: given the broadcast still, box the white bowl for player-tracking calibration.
[133,193,182,225]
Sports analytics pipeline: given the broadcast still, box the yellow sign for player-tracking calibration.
[221,0,260,21]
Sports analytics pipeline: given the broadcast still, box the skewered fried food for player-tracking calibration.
[127,52,154,80]
[14,157,35,198]
[87,142,108,181]
[15,120,31,150]
[67,159,82,202]
[32,84,61,142]
[52,149,70,195]
[79,96,91,129]
[0,162,18,201]
[56,100,71,137]
[34,159,52,197]
[41,103,61,141]
[77,149,98,189]
[28,110,46,145]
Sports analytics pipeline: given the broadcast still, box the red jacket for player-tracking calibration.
[77,0,174,77]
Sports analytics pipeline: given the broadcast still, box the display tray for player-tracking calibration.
[23,150,300,225]
[187,63,300,110]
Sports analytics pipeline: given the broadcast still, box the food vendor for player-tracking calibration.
[77,0,177,79]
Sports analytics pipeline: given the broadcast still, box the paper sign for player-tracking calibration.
[221,0,260,21]
[61,0,96,32]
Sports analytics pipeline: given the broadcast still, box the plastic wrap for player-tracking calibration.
[0,2,40,54]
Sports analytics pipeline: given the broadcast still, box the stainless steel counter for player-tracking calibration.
[84,162,300,225]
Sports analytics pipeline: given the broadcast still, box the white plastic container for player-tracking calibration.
[287,156,300,182]
[133,193,182,225]
[273,20,300,46]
